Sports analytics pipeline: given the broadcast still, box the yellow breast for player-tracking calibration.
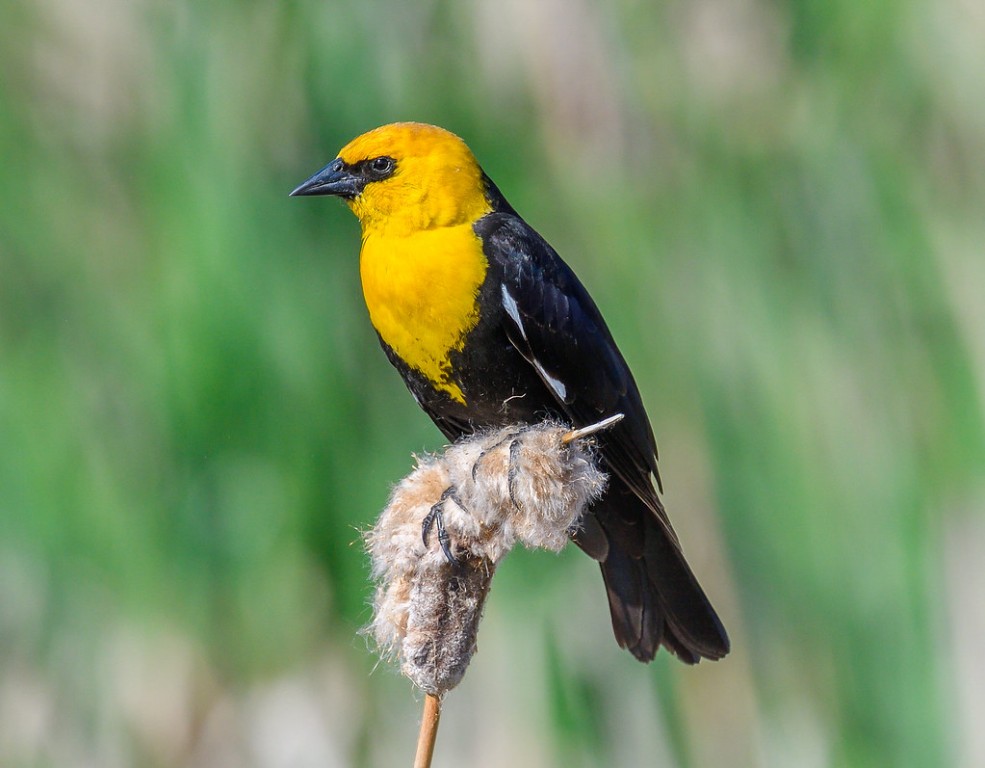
[360,224,489,404]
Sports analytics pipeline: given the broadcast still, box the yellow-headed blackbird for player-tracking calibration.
[292,122,729,663]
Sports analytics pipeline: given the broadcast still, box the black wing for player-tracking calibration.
[475,212,669,524]
[474,211,730,663]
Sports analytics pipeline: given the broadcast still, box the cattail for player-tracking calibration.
[365,419,615,696]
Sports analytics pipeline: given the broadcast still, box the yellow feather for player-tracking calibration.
[340,124,493,403]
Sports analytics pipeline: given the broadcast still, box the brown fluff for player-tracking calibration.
[365,422,608,695]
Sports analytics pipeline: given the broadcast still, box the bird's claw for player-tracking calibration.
[422,486,460,565]
[471,429,520,482]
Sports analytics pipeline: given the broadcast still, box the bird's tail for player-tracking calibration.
[576,482,730,663]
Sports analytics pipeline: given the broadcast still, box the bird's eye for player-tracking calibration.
[368,156,394,177]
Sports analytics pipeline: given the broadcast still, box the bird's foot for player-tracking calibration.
[470,428,528,514]
[470,428,524,482]
[422,486,462,565]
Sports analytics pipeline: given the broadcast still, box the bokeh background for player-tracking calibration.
[2,0,984,766]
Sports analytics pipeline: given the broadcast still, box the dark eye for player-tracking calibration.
[368,156,394,177]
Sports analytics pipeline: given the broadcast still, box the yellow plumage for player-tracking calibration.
[360,224,487,403]
[339,124,493,402]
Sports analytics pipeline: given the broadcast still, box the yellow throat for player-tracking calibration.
[339,123,494,403]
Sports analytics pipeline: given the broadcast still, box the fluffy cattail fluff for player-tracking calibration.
[365,420,612,695]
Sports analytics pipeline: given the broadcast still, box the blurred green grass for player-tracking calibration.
[2,0,984,766]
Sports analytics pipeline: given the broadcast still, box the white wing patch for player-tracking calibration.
[500,284,527,341]
[502,284,568,402]
[533,360,568,401]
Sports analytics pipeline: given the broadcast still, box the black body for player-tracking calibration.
[379,177,730,663]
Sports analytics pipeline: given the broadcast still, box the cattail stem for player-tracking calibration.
[367,419,618,765]
[413,693,442,768]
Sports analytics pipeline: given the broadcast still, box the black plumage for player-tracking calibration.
[377,175,730,663]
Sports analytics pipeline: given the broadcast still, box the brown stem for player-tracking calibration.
[413,693,442,768]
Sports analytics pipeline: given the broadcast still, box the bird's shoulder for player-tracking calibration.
[472,208,592,345]
[471,199,663,494]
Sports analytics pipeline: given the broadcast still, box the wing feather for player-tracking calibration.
[475,211,730,662]
[478,214,671,526]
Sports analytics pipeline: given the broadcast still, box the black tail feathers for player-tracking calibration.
[588,485,729,663]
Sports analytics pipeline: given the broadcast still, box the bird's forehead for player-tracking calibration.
[337,122,474,166]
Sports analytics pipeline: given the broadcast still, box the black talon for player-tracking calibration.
[422,486,454,546]
[470,429,524,482]
[471,450,486,482]
[434,509,456,565]
[421,486,461,565]
[421,506,439,547]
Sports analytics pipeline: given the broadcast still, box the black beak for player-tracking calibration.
[289,159,364,198]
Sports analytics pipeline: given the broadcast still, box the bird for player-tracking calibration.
[291,122,729,663]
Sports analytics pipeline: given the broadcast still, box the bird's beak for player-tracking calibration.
[289,160,364,198]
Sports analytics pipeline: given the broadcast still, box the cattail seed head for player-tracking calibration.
[365,421,609,695]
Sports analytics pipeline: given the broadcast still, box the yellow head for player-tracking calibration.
[291,122,492,235]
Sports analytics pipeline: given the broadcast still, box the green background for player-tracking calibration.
[2,1,983,766]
